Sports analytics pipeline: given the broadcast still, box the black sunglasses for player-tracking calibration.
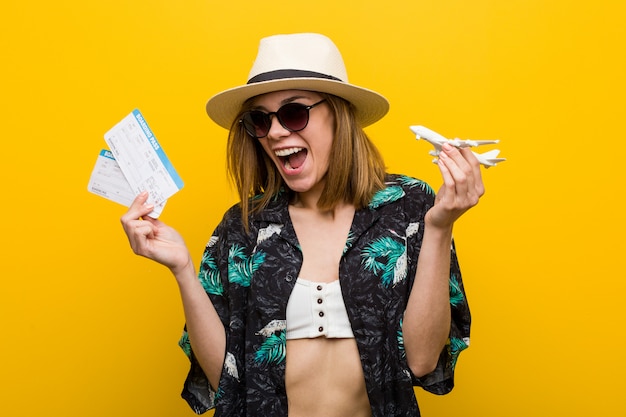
[240,99,326,139]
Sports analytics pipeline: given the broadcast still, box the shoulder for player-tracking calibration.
[210,203,252,247]
[385,173,435,194]
[368,174,435,209]
[216,202,244,230]
[216,193,289,238]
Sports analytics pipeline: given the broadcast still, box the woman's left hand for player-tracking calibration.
[426,142,485,229]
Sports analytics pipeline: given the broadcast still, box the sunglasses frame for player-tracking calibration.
[240,99,327,139]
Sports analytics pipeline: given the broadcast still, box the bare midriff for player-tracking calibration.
[285,337,371,417]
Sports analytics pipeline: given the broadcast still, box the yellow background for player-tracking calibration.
[2,0,624,416]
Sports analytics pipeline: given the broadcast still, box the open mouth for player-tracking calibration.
[275,147,308,171]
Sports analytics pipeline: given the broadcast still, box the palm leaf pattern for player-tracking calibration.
[178,330,191,358]
[199,252,223,295]
[254,330,286,365]
[406,222,420,239]
[397,175,435,196]
[206,235,219,248]
[256,320,286,337]
[449,274,464,306]
[369,185,405,209]
[448,336,469,370]
[361,236,406,287]
[224,352,239,380]
[228,244,266,287]
[256,223,282,246]
[397,318,406,359]
[344,230,356,254]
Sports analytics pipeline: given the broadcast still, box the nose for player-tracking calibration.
[265,113,290,140]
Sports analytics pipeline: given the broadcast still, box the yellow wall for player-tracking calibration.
[2,1,624,416]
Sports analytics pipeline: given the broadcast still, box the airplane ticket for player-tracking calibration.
[104,109,183,207]
[88,109,182,217]
[87,149,165,217]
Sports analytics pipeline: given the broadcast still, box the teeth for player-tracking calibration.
[275,147,303,157]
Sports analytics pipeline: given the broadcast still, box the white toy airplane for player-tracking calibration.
[410,125,506,168]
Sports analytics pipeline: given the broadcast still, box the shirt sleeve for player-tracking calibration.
[413,238,471,394]
[401,175,471,394]
[179,214,234,414]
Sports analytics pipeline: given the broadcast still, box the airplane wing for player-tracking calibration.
[465,139,500,147]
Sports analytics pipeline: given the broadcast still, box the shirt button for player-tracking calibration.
[317,285,323,291]
[317,298,323,304]
[319,311,324,317]
[318,326,324,332]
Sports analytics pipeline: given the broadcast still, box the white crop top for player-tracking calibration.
[286,278,355,340]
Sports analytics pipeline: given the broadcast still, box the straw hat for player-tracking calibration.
[206,33,389,129]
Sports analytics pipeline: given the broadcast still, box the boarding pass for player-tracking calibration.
[87,149,166,217]
[87,109,183,217]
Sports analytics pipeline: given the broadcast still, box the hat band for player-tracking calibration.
[247,69,343,84]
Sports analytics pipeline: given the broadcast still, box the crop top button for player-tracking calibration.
[317,285,323,291]
[319,311,324,317]
[317,298,323,304]
[318,326,324,332]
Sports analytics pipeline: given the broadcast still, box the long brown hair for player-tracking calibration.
[226,92,387,226]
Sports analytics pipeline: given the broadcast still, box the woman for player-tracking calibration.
[121,33,484,417]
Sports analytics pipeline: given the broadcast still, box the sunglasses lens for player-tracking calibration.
[242,111,270,138]
[241,101,320,138]
[277,103,309,131]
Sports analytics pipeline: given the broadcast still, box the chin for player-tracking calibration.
[282,178,318,194]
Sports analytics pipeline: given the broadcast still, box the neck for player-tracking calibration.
[289,179,326,210]
[290,193,354,222]
[290,190,321,210]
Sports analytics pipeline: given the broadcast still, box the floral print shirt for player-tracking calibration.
[179,174,471,416]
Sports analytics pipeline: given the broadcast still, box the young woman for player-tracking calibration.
[121,33,484,417]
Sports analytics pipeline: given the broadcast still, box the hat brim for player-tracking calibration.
[206,78,389,130]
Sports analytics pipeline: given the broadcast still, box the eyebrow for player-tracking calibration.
[251,95,312,111]
[281,95,308,105]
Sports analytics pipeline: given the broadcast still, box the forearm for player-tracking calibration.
[121,194,227,388]
[174,263,226,390]
[403,223,453,377]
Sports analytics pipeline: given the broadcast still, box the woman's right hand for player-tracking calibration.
[120,191,193,276]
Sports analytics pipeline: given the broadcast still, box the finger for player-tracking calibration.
[439,145,485,211]
[457,147,485,198]
[436,154,460,209]
[126,219,157,255]
[436,153,454,189]
[121,191,154,224]
[444,145,484,193]
[141,215,164,230]
[451,147,476,195]
[439,145,469,196]
[443,144,472,174]
[130,191,154,214]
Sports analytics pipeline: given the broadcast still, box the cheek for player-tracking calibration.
[310,119,335,156]
[314,137,334,170]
